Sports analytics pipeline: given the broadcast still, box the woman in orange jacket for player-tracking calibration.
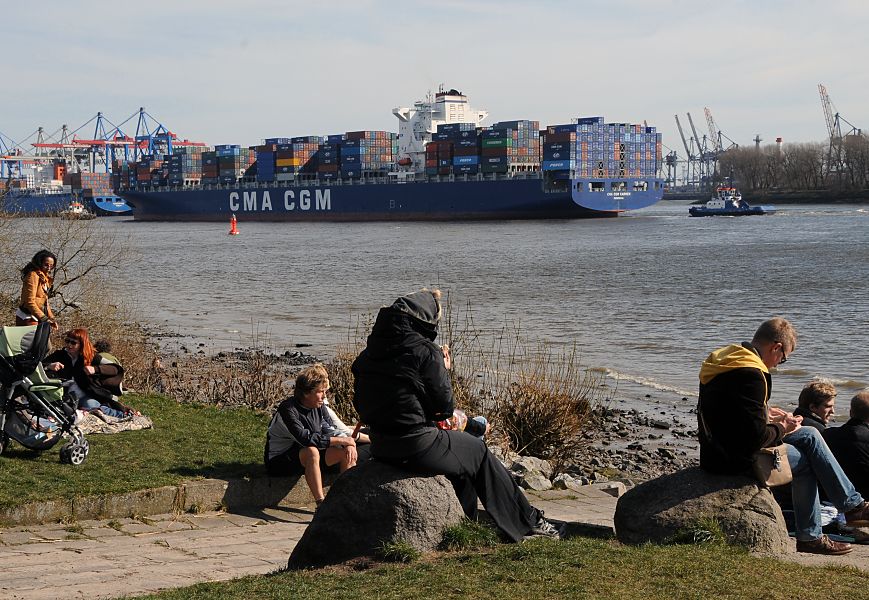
[16,250,58,330]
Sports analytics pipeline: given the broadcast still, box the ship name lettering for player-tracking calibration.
[228,191,272,211]
[284,189,332,211]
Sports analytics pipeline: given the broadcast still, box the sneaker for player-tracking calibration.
[524,513,565,540]
[845,501,869,527]
[796,535,853,555]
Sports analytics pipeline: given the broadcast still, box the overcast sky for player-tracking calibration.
[2,1,866,156]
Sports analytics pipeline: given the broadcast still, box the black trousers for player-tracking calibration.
[380,429,538,542]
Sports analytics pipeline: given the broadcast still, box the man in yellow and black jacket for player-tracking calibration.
[698,336,787,474]
[697,317,869,556]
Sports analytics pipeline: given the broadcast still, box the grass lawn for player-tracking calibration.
[0,394,268,509]
[136,536,869,600]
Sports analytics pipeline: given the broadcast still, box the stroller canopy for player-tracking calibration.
[0,323,52,376]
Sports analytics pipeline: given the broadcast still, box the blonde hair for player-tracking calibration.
[294,364,329,398]
[752,317,797,352]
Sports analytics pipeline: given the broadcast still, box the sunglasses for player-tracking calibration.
[778,343,788,364]
[64,338,80,346]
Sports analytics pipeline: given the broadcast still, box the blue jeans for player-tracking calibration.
[79,397,126,419]
[784,427,864,540]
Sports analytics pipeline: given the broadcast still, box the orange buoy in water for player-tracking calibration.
[228,214,239,235]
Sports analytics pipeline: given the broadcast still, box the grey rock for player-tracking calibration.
[552,473,586,492]
[519,471,553,491]
[657,447,677,460]
[287,461,464,569]
[511,455,554,478]
[613,467,790,556]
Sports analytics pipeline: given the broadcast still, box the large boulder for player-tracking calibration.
[614,467,791,556]
[287,460,465,569]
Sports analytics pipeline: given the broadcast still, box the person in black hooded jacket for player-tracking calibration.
[351,288,562,542]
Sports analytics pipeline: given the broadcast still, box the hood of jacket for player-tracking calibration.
[699,342,768,385]
[366,289,441,352]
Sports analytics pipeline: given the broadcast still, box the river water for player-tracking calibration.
[98,201,867,417]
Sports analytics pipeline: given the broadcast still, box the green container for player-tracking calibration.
[482,138,512,148]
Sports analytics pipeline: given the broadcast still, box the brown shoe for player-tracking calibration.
[796,535,853,555]
[845,501,869,527]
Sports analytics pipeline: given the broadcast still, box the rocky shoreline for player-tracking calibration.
[150,329,699,485]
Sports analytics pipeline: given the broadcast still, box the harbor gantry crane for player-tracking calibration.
[674,114,698,188]
[819,83,862,180]
[704,107,739,154]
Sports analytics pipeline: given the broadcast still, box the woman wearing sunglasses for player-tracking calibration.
[16,249,59,330]
[43,328,134,420]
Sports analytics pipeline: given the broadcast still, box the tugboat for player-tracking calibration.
[59,201,96,220]
[688,186,775,217]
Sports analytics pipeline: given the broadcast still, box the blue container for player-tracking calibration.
[339,147,363,156]
[454,164,479,174]
[550,124,579,134]
[327,134,345,143]
[542,160,574,171]
[453,155,479,165]
[341,140,362,149]
[456,139,478,148]
[483,156,507,166]
[543,149,577,161]
[320,171,338,180]
[432,132,452,141]
[341,168,361,178]
[481,130,507,139]
[342,155,360,164]
[264,137,290,145]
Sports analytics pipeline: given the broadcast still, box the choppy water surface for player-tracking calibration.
[103,201,867,414]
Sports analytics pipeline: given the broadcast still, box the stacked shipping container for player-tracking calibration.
[541,117,662,179]
[339,131,395,178]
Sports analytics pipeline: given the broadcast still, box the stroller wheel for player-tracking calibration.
[0,432,8,455]
[60,439,89,465]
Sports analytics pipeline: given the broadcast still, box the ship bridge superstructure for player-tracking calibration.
[393,85,487,172]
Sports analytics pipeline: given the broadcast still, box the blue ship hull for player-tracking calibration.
[0,191,131,216]
[121,175,663,222]
[0,191,75,215]
[88,196,133,216]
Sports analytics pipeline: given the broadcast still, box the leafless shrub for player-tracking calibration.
[159,332,291,411]
[441,294,608,472]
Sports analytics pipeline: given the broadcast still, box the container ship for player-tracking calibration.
[1,161,131,216]
[118,88,664,221]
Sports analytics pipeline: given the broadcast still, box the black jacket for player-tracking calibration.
[793,407,826,433]
[823,419,869,497]
[698,342,784,474]
[352,291,453,441]
[43,350,123,402]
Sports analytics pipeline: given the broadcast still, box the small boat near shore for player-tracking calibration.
[689,186,775,217]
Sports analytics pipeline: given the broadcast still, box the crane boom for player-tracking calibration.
[686,112,704,155]
[674,114,692,158]
[704,108,722,152]
[818,83,837,139]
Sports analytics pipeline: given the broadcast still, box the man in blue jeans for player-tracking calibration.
[698,317,869,555]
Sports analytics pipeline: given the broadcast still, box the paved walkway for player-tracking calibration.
[1,487,867,600]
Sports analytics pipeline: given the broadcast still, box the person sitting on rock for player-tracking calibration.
[351,288,563,541]
[697,317,869,556]
[264,364,359,506]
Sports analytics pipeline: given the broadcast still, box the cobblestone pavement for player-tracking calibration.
[1,487,866,600]
[0,505,315,600]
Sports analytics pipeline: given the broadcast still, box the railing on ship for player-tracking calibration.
[123,170,551,193]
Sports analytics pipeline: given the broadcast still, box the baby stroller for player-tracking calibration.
[0,322,90,465]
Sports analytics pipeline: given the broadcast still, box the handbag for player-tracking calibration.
[752,444,792,487]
